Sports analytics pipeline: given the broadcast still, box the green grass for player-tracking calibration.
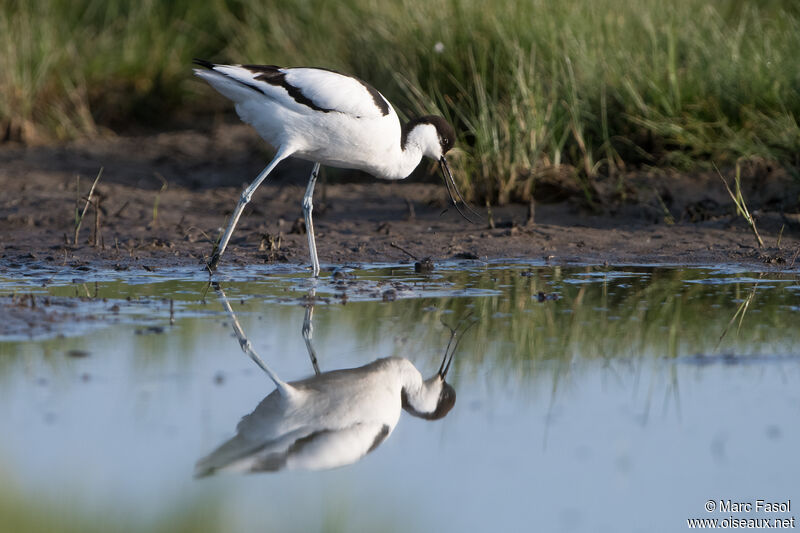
[2,0,799,202]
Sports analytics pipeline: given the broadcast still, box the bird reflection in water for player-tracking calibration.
[195,285,469,477]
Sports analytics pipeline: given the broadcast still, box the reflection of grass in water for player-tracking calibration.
[0,467,398,533]
[305,266,800,381]
[0,476,222,533]
[2,266,799,382]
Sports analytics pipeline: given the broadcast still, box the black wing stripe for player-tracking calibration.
[192,58,215,70]
[194,59,273,101]
[355,79,390,116]
[367,424,391,453]
[245,64,334,113]
[195,59,334,113]
[195,59,389,116]
[302,66,389,116]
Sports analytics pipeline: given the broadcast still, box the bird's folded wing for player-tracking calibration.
[281,422,391,471]
[194,426,309,478]
[282,68,391,118]
[203,64,391,119]
[194,422,391,476]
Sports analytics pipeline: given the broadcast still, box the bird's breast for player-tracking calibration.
[279,112,403,178]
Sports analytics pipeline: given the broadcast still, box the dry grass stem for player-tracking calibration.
[714,163,764,249]
[74,167,103,246]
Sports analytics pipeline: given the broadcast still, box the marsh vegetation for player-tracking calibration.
[3,0,799,203]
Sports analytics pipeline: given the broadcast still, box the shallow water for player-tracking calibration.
[1,262,798,532]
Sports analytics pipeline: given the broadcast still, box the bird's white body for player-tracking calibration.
[193,60,469,275]
[195,356,448,475]
[194,65,434,180]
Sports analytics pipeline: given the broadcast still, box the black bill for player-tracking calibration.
[439,156,482,224]
[437,315,477,379]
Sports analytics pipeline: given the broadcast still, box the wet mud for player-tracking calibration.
[2,125,799,274]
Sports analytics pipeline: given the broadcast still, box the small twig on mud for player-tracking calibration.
[390,241,419,260]
[74,175,79,227]
[486,199,495,229]
[112,200,130,218]
[714,162,764,249]
[777,224,785,249]
[180,225,215,244]
[391,241,434,272]
[74,167,103,245]
[151,172,168,227]
[92,195,103,248]
[790,247,800,268]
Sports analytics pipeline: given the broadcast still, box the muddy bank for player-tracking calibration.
[2,125,799,273]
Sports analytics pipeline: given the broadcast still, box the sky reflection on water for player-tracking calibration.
[0,262,798,532]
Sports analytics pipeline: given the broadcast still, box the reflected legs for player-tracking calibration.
[302,289,321,376]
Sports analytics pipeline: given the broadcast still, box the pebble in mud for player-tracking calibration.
[414,257,435,273]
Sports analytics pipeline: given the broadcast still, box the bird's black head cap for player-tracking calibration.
[403,115,456,154]
[401,382,457,421]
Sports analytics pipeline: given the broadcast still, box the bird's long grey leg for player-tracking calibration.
[302,163,321,277]
[208,147,293,271]
[302,289,321,376]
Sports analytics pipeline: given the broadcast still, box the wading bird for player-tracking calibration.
[192,59,478,276]
[195,286,464,476]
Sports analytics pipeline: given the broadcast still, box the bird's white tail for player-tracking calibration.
[193,68,260,105]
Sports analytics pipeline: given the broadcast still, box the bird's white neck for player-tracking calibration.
[383,357,424,388]
[388,358,444,416]
[375,122,441,180]
[373,140,425,180]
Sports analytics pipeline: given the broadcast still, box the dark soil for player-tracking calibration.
[2,125,800,274]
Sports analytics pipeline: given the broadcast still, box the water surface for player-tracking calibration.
[1,262,798,532]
